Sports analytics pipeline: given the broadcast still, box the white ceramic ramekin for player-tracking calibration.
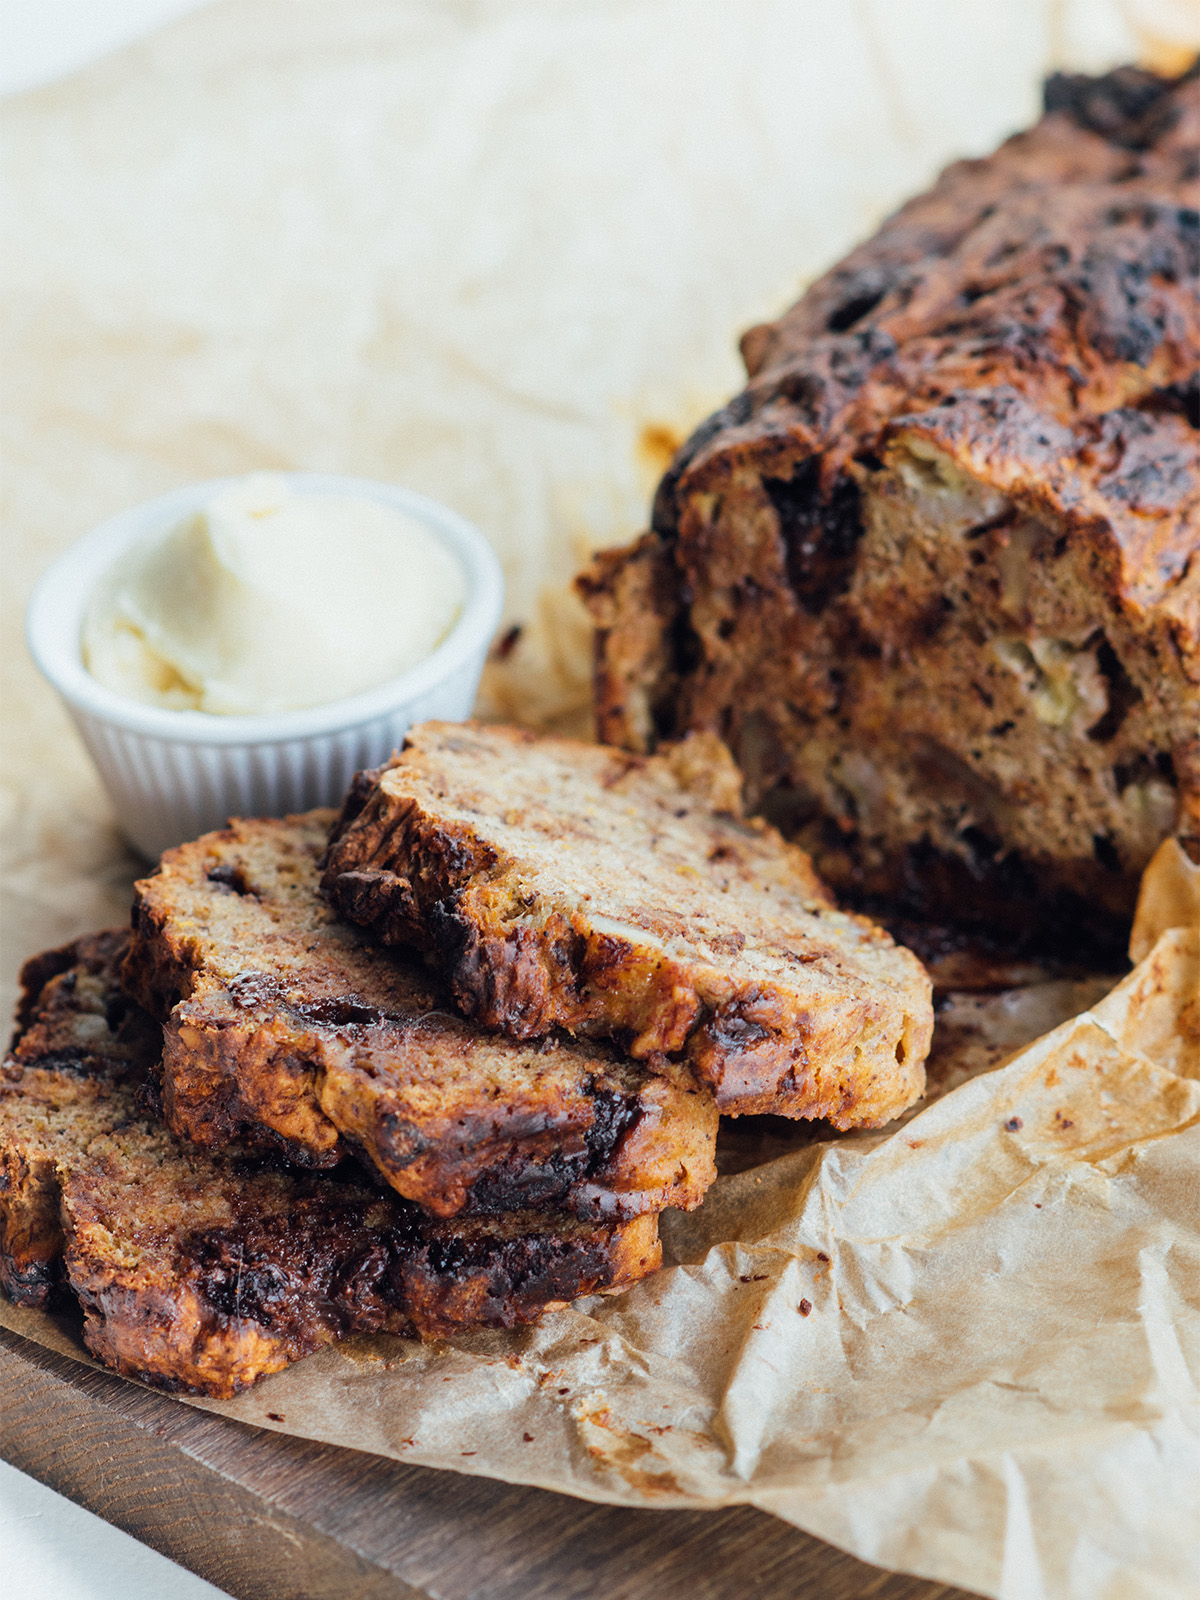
[27,473,504,860]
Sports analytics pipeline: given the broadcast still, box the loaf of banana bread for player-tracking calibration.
[322,723,932,1125]
[580,63,1200,957]
[123,813,716,1220]
[1,934,662,1396]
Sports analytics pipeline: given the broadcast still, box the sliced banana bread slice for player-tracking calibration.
[123,814,715,1221]
[1,934,662,1397]
[322,723,932,1125]
[0,931,157,1306]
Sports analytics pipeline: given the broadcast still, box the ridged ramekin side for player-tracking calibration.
[66,647,486,860]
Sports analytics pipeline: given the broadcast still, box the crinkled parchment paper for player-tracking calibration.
[4,6,1200,1597]
[3,843,1198,1600]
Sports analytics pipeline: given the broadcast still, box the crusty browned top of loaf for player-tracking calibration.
[322,723,932,1126]
[123,813,715,1221]
[580,63,1200,950]
[1,933,662,1396]
[678,63,1199,510]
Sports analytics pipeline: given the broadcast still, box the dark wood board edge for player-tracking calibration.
[1,1326,415,1600]
[1,1325,981,1600]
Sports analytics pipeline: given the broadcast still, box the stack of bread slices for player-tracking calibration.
[1,722,933,1397]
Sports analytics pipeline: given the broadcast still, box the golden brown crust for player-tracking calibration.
[322,723,931,1127]
[1,935,663,1396]
[1,936,158,1307]
[581,63,1200,946]
[124,814,716,1220]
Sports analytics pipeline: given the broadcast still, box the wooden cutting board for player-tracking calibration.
[0,1324,980,1600]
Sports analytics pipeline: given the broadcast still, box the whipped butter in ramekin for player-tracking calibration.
[84,475,467,716]
[27,474,504,859]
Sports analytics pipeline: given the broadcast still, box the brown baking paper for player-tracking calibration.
[4,845,1198,1600]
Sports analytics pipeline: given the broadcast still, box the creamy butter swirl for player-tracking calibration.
[84,475,465,715]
